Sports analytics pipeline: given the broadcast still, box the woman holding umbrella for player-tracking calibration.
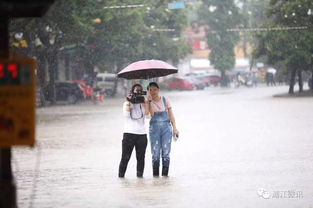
[147,82,179,177]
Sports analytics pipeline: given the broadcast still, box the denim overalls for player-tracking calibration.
[149,97,173,169]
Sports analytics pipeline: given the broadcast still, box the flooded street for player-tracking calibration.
[13,86,313,208]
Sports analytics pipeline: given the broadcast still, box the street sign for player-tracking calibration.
[168,2,185,10]
[0,55,36,147]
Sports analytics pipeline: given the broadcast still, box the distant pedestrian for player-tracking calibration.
[309,78,313,90]
[147,82,179,177]
[269,73,276,86]
[251,72,258,87]
[118,84,149,178]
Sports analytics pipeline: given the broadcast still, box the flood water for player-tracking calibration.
[13,85,313,208]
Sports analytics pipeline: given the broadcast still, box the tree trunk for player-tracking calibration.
[220,70,228,87]
[288,68,296,94]
[84,59,94,77]
[54,54,59,80]
[112,63,121,96]
[65,53,70,80]
[37,53,46,88]
[242,0,247,58]
[47,50,58,104]
[297,70,303,92]
[311,72,313,91]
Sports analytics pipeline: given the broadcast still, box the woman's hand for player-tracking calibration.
[144,99,149,108]
[173,128,179,137]
[126,93,132,101]
[147,95,152,102]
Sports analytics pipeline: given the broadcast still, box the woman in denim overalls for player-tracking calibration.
[147,82,179,177]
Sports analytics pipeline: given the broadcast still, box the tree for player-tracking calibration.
[140,0,191,64]
[254,0,313,94]
[10,0,191,101]
[237,0,269,61]
[10,0,100,102]
[83,0,190,95]
[92,0,191,69]
[198,0,243,86]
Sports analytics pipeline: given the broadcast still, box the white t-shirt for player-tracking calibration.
[123,102,147,135]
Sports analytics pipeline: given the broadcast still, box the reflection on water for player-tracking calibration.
[120,177,175,188]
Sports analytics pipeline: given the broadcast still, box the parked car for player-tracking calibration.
[158,80,169,90]
[184,76,205,90]
[44,81,85,104]
[96,73,117,97]
[185,73,221,87]
[203,75,221,86]
[166,77,195,90]
[72,80,94,99]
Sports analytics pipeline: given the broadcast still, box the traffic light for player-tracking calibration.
[0,63,32,85]
[0,56,36,147]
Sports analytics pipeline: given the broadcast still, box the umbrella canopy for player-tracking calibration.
[117,59,178,79]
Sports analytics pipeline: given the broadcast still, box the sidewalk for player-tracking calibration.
[274,89,313,98]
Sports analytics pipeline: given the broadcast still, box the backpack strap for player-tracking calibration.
[162,96,168,111]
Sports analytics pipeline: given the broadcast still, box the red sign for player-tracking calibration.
[190,40,208,50]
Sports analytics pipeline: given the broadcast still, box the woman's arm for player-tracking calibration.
[124,93,133,113]
[144,100,150,116]
[147,96,155,116]
[124,101,131,112]
[168,107,179,136]
[123,101,132,117]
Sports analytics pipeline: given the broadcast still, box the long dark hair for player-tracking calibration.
[130,83,143,93]
[129,84,144,120]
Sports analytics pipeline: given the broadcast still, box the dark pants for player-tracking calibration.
[118,133,147,177]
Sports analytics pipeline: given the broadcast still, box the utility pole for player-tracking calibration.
[0,17,17,208]
[242,0,247,58]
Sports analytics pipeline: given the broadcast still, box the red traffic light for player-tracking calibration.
[0,64,4,78]
[0,63,20,83]
[8,64,18,78]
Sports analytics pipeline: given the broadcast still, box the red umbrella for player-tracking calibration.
[117,59,178,79]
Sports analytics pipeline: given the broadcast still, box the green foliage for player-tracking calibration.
[254,0,313,71]
[10,0,190,74]
[198,0,243,71]
[237,0,269,52]
[267,0,313,27]
[138,0,191,64]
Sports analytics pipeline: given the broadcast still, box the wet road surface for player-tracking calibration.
[13,85,313,208]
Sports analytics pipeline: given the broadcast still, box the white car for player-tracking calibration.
[96,73,117,97]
